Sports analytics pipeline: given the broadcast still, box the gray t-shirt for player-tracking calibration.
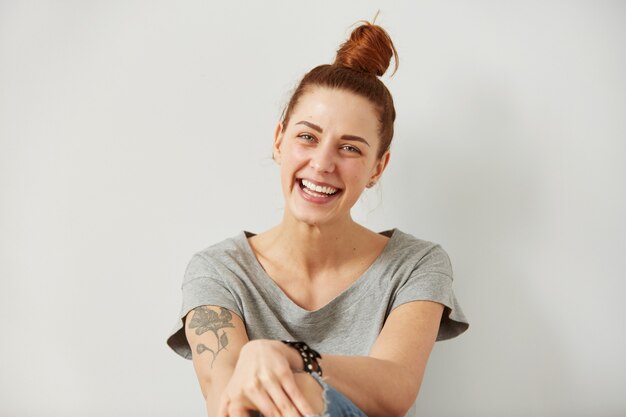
[167,229,468,360]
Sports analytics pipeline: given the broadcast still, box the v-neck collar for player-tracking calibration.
[235,229,399,322]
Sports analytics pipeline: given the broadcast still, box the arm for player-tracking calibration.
[227,300,443,417]
[185,306,249,417]
[185,306,318,417]
[319,300,445,417]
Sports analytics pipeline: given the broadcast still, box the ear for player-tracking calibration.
[368,150,391,185]
[273,122,284,164]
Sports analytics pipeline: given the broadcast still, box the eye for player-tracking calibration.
[298,133,316,143]
[341,144,362,154]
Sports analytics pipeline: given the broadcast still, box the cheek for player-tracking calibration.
[352,174,369,190]
[347,162,373,185]
[281,144,309,171]
[289,144,310,161]
[279,150,302,189]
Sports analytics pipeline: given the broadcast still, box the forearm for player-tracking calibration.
[279,342,416,417]
[320,355,417,417]
[201,366,235,417]
[286,302,443,417]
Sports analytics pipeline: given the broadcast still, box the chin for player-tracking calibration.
[288,206,349,228]
[291,212,327,227]
[283,187,354,227]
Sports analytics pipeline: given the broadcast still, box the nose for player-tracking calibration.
[309,143,336,173]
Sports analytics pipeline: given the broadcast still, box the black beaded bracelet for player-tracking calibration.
[281,340,323,376]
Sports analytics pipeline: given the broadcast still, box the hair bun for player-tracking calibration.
[334,22,398,77]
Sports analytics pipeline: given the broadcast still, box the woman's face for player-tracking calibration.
[273,87,390,227]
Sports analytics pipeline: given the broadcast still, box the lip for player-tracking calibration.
[296,178,342,204]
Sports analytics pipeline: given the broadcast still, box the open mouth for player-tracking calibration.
[298,179,341,198]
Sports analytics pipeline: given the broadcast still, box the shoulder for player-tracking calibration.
[183,231,252,283]
[193,232,249,261]
[386,228,438,251]
[384,229,453,278]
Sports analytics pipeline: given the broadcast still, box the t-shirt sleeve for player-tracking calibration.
[390,244,469,341]
[166,253,243,359]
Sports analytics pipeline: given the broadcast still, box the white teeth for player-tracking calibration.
[301,179,338,195]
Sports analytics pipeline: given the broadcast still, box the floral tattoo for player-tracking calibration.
[188,306,234,368]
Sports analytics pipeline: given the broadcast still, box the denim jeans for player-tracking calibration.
[250,372,367,417]
[309,372,367,417]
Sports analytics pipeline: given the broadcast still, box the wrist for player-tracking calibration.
[281,340,323,376]
[276,339,305,370]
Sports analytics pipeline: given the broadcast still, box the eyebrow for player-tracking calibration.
[296,120,370,147]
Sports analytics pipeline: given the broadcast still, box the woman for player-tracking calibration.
[167,20,468,417]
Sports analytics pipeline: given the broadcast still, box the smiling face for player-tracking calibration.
[273,87,390,227]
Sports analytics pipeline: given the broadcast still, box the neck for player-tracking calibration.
[266,215,369,277]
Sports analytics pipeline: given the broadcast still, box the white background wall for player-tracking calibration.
[1,1,624,416]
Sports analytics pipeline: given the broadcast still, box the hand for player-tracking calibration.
[217,339,317,417]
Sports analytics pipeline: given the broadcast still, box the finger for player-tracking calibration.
[217,396,231,417]
[278,372,317,417]
[239,378,281,417]
[283,373,324,416]
[227,401,250,417]
[262,375,303,417]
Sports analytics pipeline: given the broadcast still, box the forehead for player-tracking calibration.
[288,87,379,135]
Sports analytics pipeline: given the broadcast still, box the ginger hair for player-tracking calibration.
[281,21,399,158]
